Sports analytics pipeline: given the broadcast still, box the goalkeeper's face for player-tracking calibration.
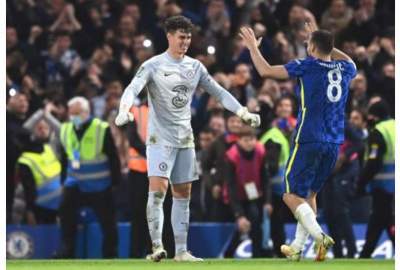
[167,30,192,55]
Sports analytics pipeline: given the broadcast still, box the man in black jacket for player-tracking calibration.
[6,92,30,223]
[201,112,242,221]
[357,100,395,258]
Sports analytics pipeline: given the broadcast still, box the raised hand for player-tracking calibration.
[239,26,262,51]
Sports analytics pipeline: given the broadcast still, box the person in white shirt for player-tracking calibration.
[115,15,260,262]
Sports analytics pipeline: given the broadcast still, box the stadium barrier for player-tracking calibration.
[6,223,393,259]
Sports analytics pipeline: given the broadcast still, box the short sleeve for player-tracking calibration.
[284,58,307,78]
[340,60,357,79]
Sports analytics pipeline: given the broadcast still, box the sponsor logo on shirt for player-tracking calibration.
[171,85,189,108]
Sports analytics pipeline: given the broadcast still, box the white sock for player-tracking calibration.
[291,222,310,251]
[171,197,190,255]
[294,203,323,242]
[147,191,165,248]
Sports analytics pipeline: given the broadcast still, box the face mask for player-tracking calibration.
[70,115,83,128]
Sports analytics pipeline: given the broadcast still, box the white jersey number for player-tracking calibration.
[326,69,342,102]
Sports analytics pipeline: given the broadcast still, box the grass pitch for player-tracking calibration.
[6,259,394,270]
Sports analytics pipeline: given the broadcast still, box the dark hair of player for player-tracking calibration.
[164,15,194,34]
[310,30,334,55]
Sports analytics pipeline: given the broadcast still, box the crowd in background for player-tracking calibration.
[7,0,394,258]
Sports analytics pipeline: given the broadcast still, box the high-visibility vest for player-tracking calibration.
[17,144,62,210]
[260,127,290,195]
[128,105,148,173]
[60,118,111,192]
[369,119,395,193]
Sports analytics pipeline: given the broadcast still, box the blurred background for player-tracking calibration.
[6,0,394,260]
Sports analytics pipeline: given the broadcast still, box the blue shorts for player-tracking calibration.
[283,142,339,198]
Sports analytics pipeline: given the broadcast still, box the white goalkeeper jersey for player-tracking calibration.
[120,51,242,148]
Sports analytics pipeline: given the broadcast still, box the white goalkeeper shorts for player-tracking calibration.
[146,144,199,184]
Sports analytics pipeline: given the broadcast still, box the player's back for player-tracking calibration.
[285,56,357,144]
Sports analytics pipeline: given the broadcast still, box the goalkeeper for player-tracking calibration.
[115,15,260,262]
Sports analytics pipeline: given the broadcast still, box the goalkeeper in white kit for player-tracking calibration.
[115,15,260,262]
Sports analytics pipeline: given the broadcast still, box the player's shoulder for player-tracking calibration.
[335,59,357,78]
[183,55,203,67]
[296,56,314,64]
[337,59,357,71]
[142,53,165,68]
[183,56,207,74]
[287,56,315,68]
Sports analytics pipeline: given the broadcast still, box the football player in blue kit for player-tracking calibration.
[239,22,357,261]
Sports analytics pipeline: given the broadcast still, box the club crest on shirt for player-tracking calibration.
[172,85,189,108]
[159,162,168,171]
[185,69,195,79]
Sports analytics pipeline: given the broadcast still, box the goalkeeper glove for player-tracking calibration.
[115,104,134,126]
[236,107,261,128]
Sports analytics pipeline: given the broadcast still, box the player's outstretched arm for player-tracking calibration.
[115,64,150,126]
[239,27,289,79]
[198,65,261,128]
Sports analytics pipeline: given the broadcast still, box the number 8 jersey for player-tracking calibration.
[284,56,357,144]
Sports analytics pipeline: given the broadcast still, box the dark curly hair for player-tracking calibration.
[164,15,194,34]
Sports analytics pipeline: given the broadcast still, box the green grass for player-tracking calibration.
[6,259,395,270]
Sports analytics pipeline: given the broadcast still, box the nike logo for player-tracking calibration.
[164,72,173,76]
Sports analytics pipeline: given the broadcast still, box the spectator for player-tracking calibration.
[202,112,243,221]
[126,97,151,258]
[16,120,62,225]
[347,72,369,113]
[345,0,379,46]
[320,0,353,34]
[56,97,120,258]
[349,108,368,167]
[92,80,123,119]
[192,127,217,221]
[44,31,82,97]
[207,111,226,137]
[322,124,363,258]
[23,102,62,157]
[229,63,256,106]
[49,2,82,33]
[259,96,296,257]
[7,92,30,223]
[356,100,395,258]
[224,126,271,258]
[286,22,308,59]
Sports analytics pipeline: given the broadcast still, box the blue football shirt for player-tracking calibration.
[284,56,357,144]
